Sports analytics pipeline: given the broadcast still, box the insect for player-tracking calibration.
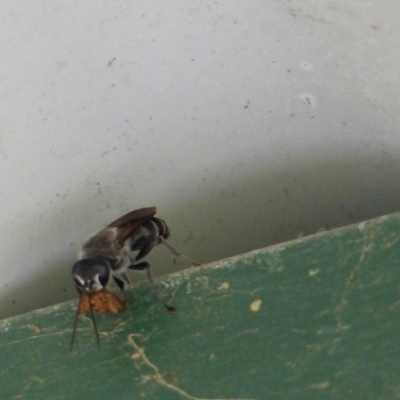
[70,207,198,351]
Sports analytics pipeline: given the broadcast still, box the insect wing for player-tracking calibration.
[107,207,157,246]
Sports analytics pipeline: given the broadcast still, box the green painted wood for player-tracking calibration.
[1,213,400,399]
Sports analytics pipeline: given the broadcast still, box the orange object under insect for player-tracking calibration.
[77,289,125,315]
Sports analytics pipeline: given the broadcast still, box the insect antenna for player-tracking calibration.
[88,289,101,350]
[146,263,176,312]
[69,287,101,352]
[70,294,82,352]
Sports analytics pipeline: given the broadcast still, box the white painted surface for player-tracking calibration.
[1,1,400,319]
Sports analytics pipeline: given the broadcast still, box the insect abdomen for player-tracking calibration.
[150,217,170,239]
[129,217,170,251]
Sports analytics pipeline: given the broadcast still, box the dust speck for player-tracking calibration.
[250,299,262,312]
[300,61,313,71]
[299,93,318,108]
[217,282,230,290]
[309,381,330,390]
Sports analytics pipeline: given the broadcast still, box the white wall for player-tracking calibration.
[1,1,399,319]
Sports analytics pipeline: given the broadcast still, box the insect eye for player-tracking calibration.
[96,264,110,287]
[72,259,110,290]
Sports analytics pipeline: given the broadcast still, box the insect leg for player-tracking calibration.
[129,261,175,312]
[134,237,161,261]
[158,236,200,266]
[113,275,127,292]
[135,236,200,266]
[122,272,132,285]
